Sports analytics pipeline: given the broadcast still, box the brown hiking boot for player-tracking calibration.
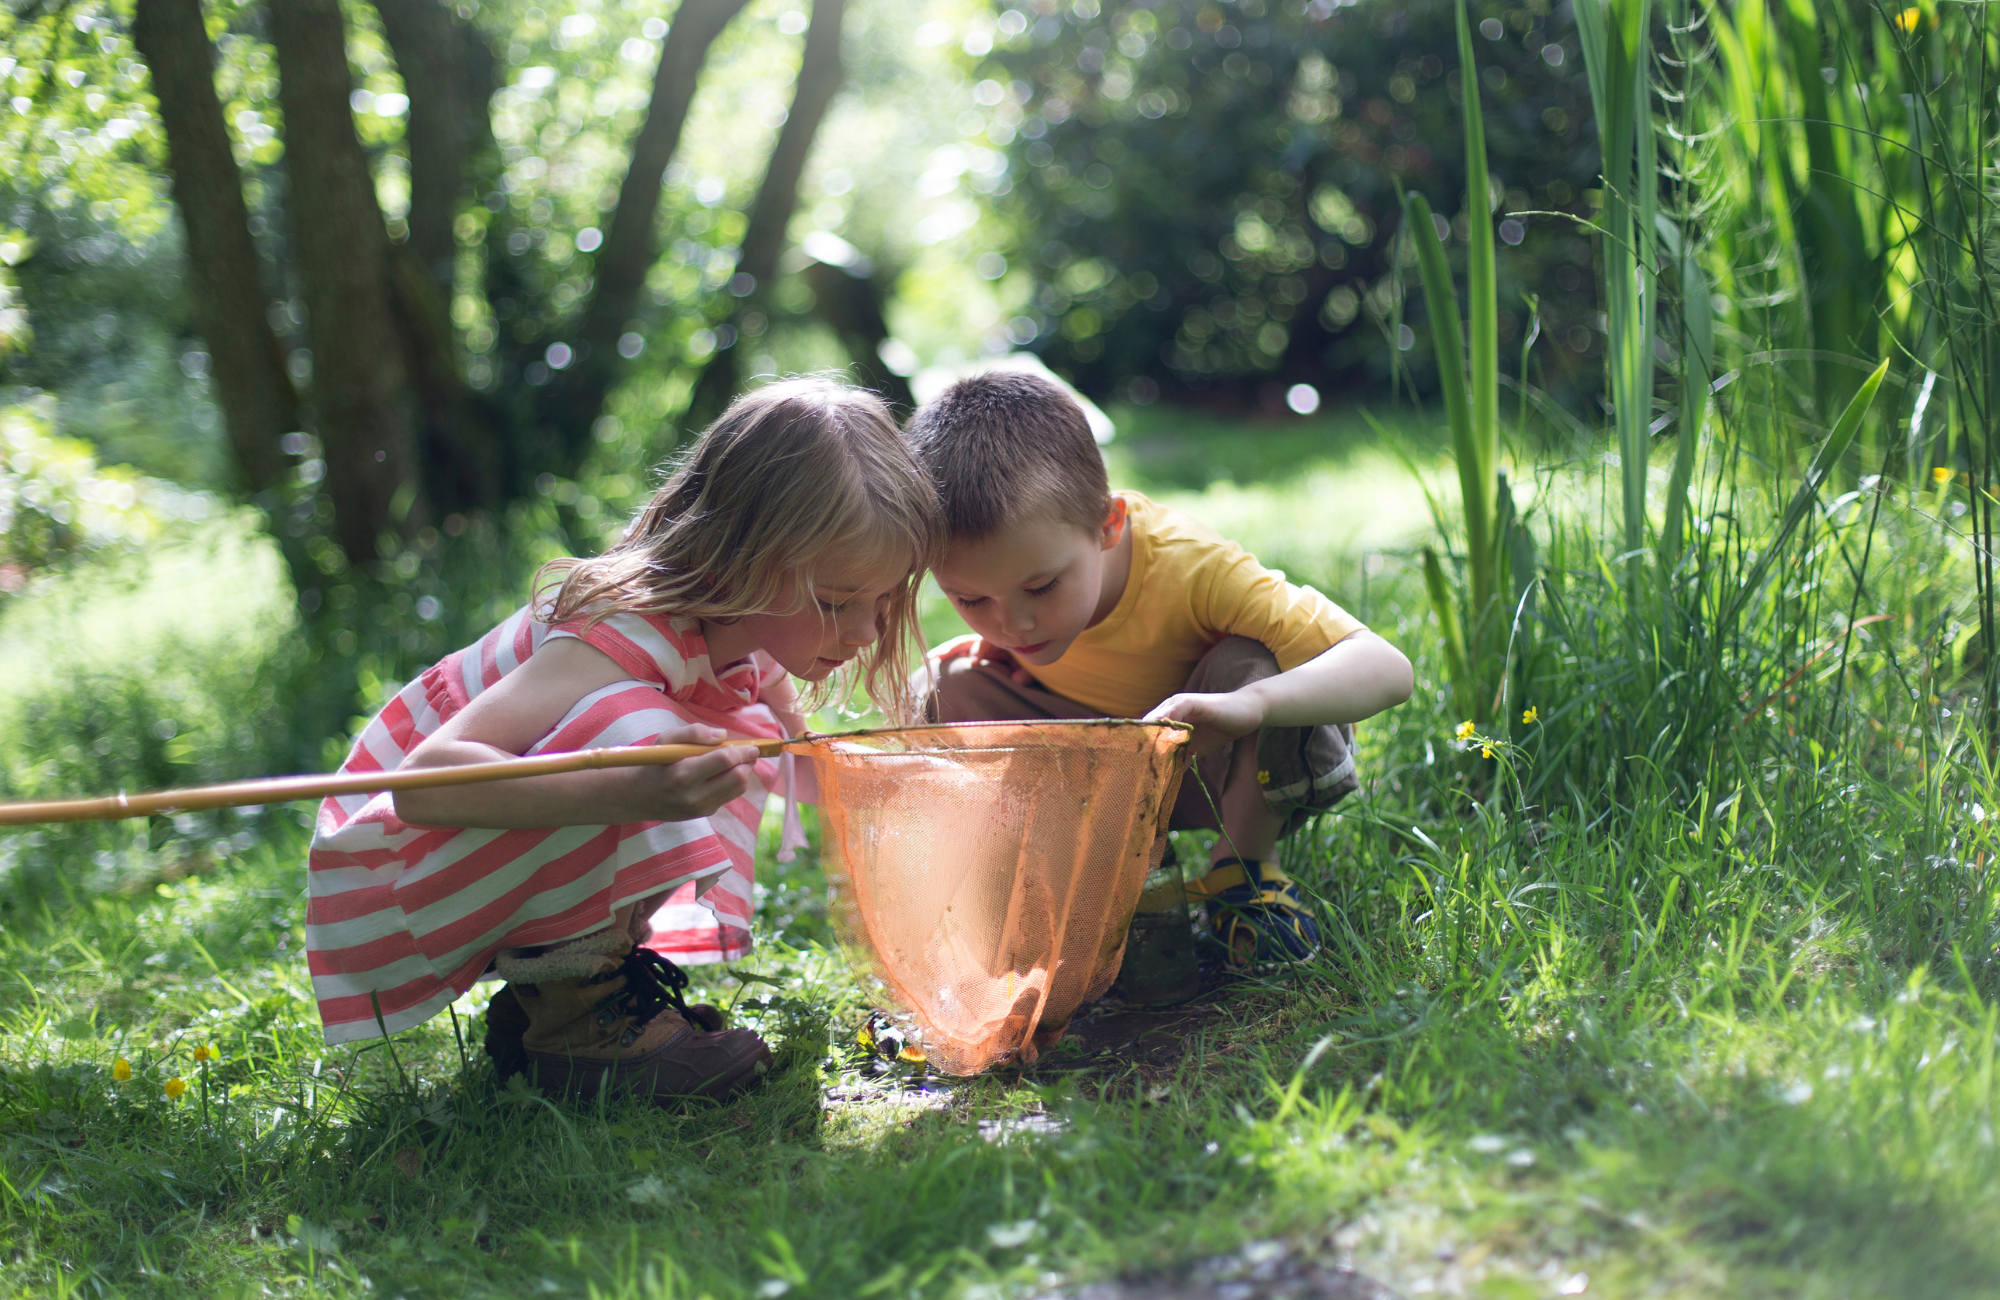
[484,984,729,1081]
[493,925,770,1103]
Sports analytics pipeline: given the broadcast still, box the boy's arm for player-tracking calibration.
[1143,630,1413,756]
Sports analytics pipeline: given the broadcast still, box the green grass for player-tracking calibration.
[0,415,1995,1297]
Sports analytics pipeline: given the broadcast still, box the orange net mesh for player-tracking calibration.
[796,719,1192,1074]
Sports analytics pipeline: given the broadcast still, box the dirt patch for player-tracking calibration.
[1028,1239,1400,1300]
[1017,966,1254,1075]
[1029,998,1227,1072]
[833,968,1260,1096]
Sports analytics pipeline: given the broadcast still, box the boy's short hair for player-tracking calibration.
[903,370,1111,539]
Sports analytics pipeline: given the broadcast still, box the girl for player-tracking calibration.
[306,379,942,1103]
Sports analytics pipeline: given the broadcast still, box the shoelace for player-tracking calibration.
[585,946,696,1030]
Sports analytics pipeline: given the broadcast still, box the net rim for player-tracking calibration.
[797,718,1192,749]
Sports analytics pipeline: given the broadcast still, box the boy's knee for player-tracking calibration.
[911,654,1003,723]
[1184,636,1281,694]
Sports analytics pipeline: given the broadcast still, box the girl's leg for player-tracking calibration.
[486,898,770,1103]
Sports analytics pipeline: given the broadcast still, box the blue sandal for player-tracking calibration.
[1187,857,1321,965]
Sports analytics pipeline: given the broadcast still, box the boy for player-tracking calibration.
[905,370,1413,965]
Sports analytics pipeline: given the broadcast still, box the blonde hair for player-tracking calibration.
[539,378,944,720]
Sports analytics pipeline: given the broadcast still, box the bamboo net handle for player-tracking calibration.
[0,738,793,827]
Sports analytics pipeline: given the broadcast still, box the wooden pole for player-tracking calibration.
[0,738,791,826]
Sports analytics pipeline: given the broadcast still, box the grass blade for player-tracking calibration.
[1422,546,1475,722]
[1661,216,1714,566]
[1456,0,1498,558]
[1405,192,1493,674]
[1725,356,1890,625]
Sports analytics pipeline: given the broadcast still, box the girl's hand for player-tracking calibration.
[395,641,773,828]
[1144,688,1266,757]
[605,724,762,823]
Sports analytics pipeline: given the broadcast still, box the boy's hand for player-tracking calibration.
[931,635,1035,687]
[973,640,1037,687]
[1144,688,1265,757]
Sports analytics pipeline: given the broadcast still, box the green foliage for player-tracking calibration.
[1401,1,1531,729]
[0,397,183,582]
[0,474,1996,1292]
[1573,0,1654,570]
[986,0,1609,411]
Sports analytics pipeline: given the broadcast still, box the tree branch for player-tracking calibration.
[686,0,848,429]
[522,0,748,472]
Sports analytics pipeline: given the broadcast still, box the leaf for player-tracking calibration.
[1455,0,1499,546]
[1725,356,1890,625]
[986,1219,1039,1248]
[1405,191,1494,630]
[1659,215,1713,568]
[1422,546,1476,722]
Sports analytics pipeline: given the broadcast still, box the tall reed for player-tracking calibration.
[1403,0,1521,728]
[1576,0,1658,578]
[1398,0,1915,816]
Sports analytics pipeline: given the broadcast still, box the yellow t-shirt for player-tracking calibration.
[1025,490,1365,717]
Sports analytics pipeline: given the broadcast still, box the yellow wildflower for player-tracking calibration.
[1521,706,1539,725]
[1455,720,1476,741]
[111,1058,131,1083]
[193,1045,214,1063]
[164,1077,186,1100]
[1481,744,1495,759]
[1895,7,1922,33]
[1933,466,1953,485]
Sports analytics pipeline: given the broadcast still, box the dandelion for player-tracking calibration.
[1521,706,1539,725]
[111,1058,132,1083]
[1895,6,1923,33]
[1455,720,1476,741]
[164,1077,186,1100]
[193,1044,214,1063]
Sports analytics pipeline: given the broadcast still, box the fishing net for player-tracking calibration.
[794,719,1192,1075]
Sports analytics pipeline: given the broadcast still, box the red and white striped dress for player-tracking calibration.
[305,604,797,1045]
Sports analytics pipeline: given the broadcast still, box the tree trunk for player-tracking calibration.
[131,0,297,496]
[372,0,469,301]
[374,0,508,514]
[531,0,749,471]
[685,0,847,430]
[269,0,427,563]
[806,257,916,410]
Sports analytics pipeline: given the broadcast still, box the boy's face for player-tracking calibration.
[933,500,1127,667]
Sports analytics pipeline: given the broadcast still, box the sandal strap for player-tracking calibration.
[1186,860,1248,899]
[1188,857,1294,900]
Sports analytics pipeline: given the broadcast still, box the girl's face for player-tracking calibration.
[708,535,914,682]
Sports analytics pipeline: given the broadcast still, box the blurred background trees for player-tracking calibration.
[0,0,1623,763]
[0,0,1608,562]
[989,0,1601,411]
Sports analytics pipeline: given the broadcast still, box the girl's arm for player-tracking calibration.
[394,639,763,829]
[1143,630,1414,756]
